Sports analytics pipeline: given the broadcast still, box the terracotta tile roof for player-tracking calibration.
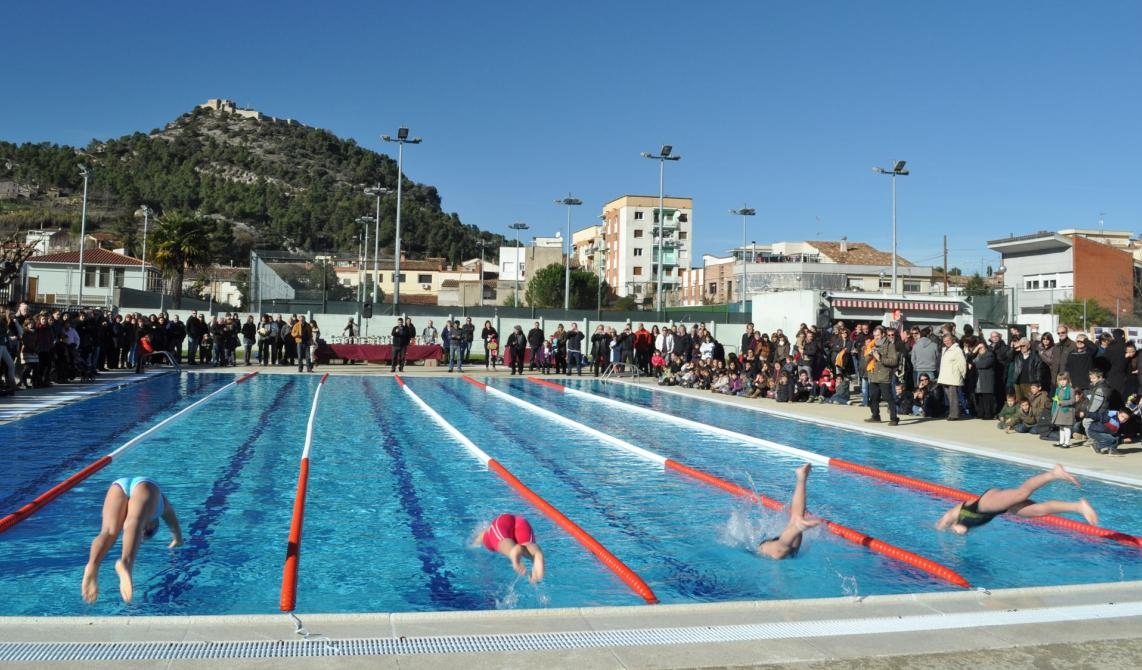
[807,240,912,267]
[388,293,437,305]
[27,248,142,266]
[440,279,460,288]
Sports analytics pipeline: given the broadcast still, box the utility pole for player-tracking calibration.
[943,235,948,296]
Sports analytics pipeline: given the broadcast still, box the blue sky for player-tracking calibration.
[4,2,1139,274]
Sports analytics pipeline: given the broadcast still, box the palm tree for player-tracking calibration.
[150,210,214,308]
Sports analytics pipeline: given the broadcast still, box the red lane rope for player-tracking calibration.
[487,460,658,604]
[664,459,971,589]
[236,370,260,383]
[829,458,1142,548]
[279,373,329,612]
[526,376,565,391]
[0,457,113,533]
[280,458,309,611]
[461,376,486,390]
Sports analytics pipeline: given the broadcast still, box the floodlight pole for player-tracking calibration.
[381,127,422,315]
[365,186,389,306]
[77,164,90,308]
[509,222,530,306]
[140,205,151,293]
[642,146,680,314]
[731,206,756,313]
[555,194,582,311]
[873,161,909,295]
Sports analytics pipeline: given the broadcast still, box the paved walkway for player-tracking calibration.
[3,362,1141,669]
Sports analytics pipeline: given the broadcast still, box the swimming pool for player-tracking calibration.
[2,373,1140,617]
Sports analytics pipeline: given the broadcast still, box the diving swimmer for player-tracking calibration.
[757,464,822,559]
[483,514,545,582]
[936,464,1099,535]
[82,477,183,603]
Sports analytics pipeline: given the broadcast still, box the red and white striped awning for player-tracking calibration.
[830,298,960,313]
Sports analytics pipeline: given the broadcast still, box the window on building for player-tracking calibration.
[879,276,891,289]
[634,211,644,220]
[417,274,432,284]
[633,229,644,238]
[708,282,718,294]
[98,268,111,288]
[903,280,921,292]
[341,278,352,287]
[678,213,688,223]
[113,268,124,288]
[678,231,687,240]
[84,267,97,287]
[391,273,405,284]
[633,248,643,256]
[633,266,643,276]
[847,277,863,290]
[1025,279,1040,290]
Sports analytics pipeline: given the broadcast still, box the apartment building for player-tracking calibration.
[599,194,693,304]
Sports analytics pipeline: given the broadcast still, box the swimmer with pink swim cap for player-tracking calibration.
[483,514,545,582]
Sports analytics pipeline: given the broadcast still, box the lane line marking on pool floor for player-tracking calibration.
[611,378,1142,490]
[0,371,172,423]
[3,599,1142,661]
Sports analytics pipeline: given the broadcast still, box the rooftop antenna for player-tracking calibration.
[1098,211,1106,235]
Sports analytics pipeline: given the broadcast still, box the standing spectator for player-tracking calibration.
[481,320,499,370]
[589,325,611,377]
[1036,332,1057,393]
[910,326,939,387]
[461,317,476,364]
[257,315,273,366]
[1052,325,1077,381]
[1065,334,1096,392]
[863,326,900,425]
[185,310,205,365]
[390,317,411,373]
[271,314,287,366]
[989,330,1012,398]
[565,323,585,375]
[938,332,967,420]
[505,325,527,375]
[240,315,256,365]
[972,339,998,420]
[1101,329,1129,402]
[526,322,545,371]
[740,323,755,357]
[447,320,464,373]
[633,323,653,374]
[421,320,438,346]
[291,317,314,373]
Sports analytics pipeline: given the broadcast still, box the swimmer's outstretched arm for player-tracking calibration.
[161,498,183,549]
[525,543,545,583]
[936,504,966,534]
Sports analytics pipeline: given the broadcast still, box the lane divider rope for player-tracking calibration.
[280,372,329,612]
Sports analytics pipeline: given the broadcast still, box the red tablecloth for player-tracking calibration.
[318,343,443,364]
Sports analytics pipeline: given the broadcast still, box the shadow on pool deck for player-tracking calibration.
[4,365,1142,668]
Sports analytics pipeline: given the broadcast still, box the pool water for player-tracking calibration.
[1,373,1140,617]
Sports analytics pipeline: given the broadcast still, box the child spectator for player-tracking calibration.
[792,370,814,402]
[1051,372,1077,448]
[894,381,912,418]
[996,392,1019,430]
[775,371,792,402]
[824,375,851,405]
[815,369,837,402]
[1006,398,1038,434]
[1088,408,1131,455]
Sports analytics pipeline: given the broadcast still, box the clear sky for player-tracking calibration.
[4,2,1139,274]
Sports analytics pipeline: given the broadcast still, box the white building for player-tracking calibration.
[599,194,693,302]
[22,249,159,307]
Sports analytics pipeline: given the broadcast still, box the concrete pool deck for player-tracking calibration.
[3,364,1142,668]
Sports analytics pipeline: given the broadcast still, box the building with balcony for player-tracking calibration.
[987,229,1141,323]
[600,195,693,304]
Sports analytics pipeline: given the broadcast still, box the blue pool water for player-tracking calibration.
[1,373,1140,617]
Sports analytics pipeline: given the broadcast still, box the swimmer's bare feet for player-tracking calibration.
[115,559,134,603]
[796,463,812,479]
[1078,498,1099,526]
[1053,464,1080,487]
[81,564,99,603]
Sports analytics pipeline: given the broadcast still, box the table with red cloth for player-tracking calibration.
[315,343,443,364]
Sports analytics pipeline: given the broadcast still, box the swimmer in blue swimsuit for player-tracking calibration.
[936,464,1099,535]
[758,464,823,560]
[82,477,183,604]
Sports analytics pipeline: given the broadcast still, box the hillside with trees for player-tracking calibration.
[0,104,504,267]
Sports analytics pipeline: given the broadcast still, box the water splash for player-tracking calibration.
[825,557,862,601]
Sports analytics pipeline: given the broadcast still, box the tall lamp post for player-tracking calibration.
[641,145,681,313]
[381,126,422,315]
[554,194,582,311]
[140,205,151,293]
[355,216,374,333]
[730,205,756,313]
[364,185,390,305]
[589,243,607,320]
[508,222,530,307]
[873,160,909,295]
[77,164,91,308]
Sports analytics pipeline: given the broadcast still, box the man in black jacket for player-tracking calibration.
[391,318,411,372]
[185,311,205,365]
[526,322,545,371]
